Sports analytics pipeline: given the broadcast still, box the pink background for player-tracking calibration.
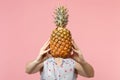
[0,0,120,80]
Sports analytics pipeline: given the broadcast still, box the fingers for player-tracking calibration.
[36,49,50,61]
[40,39,50,51]
[72,47,78,53]
[42,38,50,47]
[47,53,52,58]
[71,39,79,50]
[37,38,50,61]
[72,45,83,58]
[71,39,76,50]
[72,39,83,56]
[43,49,50,53]
[71,39,85,61]
[44,38,50,45]
[71,39,75,46]
[39,48,50,56]
[42,40,50,49]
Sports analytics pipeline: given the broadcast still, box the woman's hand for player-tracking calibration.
[71,39,85,63]
[36,38,51,62]
[71,39,94,78]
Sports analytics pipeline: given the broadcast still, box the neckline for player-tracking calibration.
[51,57,65,67]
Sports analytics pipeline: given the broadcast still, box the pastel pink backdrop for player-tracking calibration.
[0,0,120,80]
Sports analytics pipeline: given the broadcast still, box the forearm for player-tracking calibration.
[25,39,50,74]
[25,59,42,74]
[25,53,51,74]
[72,40,94,77]
[78,61,94,77]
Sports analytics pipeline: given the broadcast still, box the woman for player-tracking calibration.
[25,39,94,80]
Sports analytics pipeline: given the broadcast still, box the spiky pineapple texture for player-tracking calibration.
[50,6,72,58]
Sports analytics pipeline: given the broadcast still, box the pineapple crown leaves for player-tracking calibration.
[54,6,69,27]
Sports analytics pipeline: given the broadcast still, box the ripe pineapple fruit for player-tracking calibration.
[50,6,72,58]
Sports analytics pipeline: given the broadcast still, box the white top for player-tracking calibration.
[40,57,77,80]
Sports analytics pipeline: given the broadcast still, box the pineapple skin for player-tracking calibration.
[50,6,72,58]
[50,27,72,58]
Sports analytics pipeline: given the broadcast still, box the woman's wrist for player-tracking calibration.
[35,54,43,63]
[36,54,43,60]
[78,60,87,66]
[33,59,41,64]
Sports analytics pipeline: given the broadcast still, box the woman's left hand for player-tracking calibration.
[71,39,85,63]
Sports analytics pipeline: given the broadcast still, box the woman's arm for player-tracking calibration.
[74,59,94,78]
[25,59,43,74]
[25,53,51,74]
[71,39,94,78]
[25,39,51,74]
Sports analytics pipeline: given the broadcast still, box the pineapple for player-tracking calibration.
[50,6,72,58]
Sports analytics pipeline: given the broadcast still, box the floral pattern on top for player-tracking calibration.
[40,57,77,80]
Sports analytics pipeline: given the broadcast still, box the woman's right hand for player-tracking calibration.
[35,38,51,62]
